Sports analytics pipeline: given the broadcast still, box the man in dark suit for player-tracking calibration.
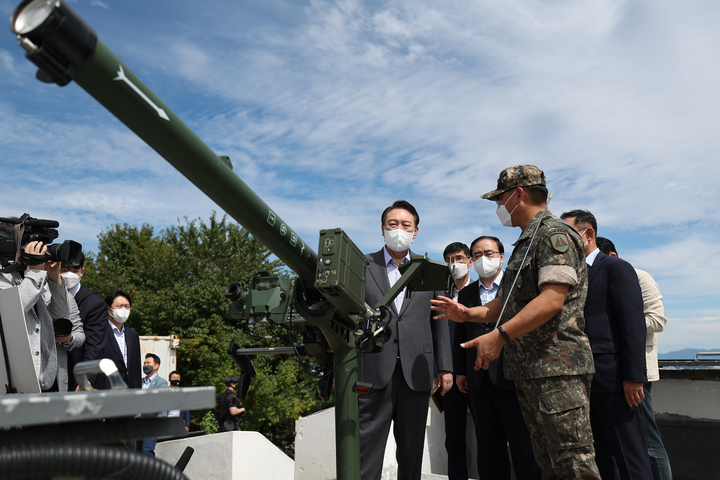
[60,252,109,390]
[440,242,474,480]
[359,200,453,480]
[561,210,652,480]
[93,290,141,390]
[455,236,540,480]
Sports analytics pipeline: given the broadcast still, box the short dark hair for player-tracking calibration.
[442,242,470,260]
[224,375,240,386]
[596,237,617,256]
[381,200,419,227]
[560,209,598,234]
[523,185,548,205]
[63,251,85,268]
[145,353,161,365]
[105,290,132,307]
[169,370,180,379]
[470,236,504,254]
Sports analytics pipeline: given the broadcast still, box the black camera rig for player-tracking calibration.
[0,213,82,272]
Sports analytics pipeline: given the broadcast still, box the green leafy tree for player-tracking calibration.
[82,213,332,455]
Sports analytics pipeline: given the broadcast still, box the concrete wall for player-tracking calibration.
[295,405,479,480]
[156,431,294,480]
[652,378,720,420]
[153,378,718,480]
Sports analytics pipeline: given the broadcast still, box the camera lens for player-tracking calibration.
[53,318,73,339]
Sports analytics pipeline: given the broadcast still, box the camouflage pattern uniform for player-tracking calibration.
[482,165,600,480]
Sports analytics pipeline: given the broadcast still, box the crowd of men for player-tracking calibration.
[360,165,672,480]
[1,163,673,477]
[0,248,198,455]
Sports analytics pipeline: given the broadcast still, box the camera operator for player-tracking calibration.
[0,237,70,391]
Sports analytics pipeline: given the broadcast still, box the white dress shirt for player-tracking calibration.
[383,246,410,313]
[479,270,504,306]
[108,319,127,367]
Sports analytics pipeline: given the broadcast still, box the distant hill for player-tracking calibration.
[659,348,720,360]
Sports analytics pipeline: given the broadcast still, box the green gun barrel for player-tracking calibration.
[10,0,317,284]
[10,1,362,478]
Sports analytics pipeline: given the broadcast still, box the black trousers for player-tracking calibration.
[590,391,653,480]
[358,361,429,480]
[442,381,475,480]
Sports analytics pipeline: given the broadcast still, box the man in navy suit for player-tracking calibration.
[358,200,453,480]
[561,210,652,480]
[94,290,141,390]
[454,236,540,480]
[440,241,474,480]
[60,252,109,390]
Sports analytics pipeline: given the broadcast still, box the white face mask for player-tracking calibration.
[111,308,131,324]
[474,256,501,278]
[61,272,81,289]
[579,228,589,246]
[450,261,470,280]
[496,190,519,228]
[384,228,414,252]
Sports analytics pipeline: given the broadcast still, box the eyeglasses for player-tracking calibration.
[471,251,500,260]
[446,255,469,264]
[494,189,517,206]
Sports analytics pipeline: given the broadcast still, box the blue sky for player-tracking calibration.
[1,0,719,354]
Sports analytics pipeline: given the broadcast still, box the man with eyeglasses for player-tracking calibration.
[453,236,540,480]
[432,165,599,480]
[440,242,473,480]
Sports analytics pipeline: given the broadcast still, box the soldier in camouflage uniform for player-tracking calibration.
[431,165,600,480]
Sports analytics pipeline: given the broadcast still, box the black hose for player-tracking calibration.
[0,444,189,480]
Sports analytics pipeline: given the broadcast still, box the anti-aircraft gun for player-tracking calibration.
[6,1,456,478]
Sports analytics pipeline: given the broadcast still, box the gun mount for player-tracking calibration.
[8,1,456,478]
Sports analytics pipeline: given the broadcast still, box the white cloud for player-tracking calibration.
[623,239,720,297]
[1,0,719,352]
[0,49,17,77]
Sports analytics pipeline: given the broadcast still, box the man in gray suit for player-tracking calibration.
[137,352,169,456]
[358,200,453,480]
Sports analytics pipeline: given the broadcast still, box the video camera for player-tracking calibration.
[0,214,82,270]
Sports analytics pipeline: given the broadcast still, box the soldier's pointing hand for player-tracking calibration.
[430,296,469,323]
[462,329,506,370]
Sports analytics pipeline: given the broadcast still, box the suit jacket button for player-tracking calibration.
[393,339,398,343]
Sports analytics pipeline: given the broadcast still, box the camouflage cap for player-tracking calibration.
[480,165,546,200]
